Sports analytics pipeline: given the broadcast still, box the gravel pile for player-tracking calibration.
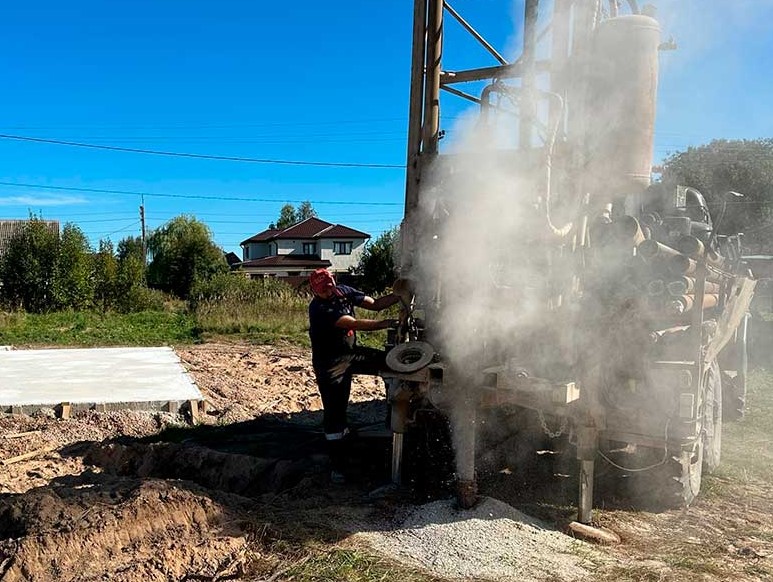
[359,497,595,582]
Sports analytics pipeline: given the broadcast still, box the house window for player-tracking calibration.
[303,242,317,255]
[333,241,352,255]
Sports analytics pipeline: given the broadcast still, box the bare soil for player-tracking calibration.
[1,341,771,581]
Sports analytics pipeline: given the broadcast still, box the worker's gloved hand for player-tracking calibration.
[384,318,401,329]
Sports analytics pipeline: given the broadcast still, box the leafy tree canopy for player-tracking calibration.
[352,227,399,294]
[146,215,227,299]
[269,201,317,230]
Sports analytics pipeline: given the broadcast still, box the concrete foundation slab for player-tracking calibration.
[0,346,203,414]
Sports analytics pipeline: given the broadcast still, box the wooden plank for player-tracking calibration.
[1,430,41,439]
[188,399,201,424]
[0,445,56,466]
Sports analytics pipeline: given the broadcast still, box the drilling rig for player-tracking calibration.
[384,0,756,524]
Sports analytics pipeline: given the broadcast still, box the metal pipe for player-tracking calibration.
[440,60,551,84]
[443,1,507,65]
[637,240,680,261]
[422,0,443,156]
[667,277,720,296]
[440,84,481,105]
[675,235,727,270]
[403,0,428,218]
[667,293,719,316]
[519,0,539,149]
[647,279,665,296]
[391,432,404,485]
[667,254,697,276]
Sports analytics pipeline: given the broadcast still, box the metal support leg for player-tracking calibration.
[577,424,598,524]
[391,432,404,485]
[453,399,478,509]
[578,459,595,524]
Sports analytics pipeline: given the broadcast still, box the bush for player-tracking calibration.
[117,286,171,314]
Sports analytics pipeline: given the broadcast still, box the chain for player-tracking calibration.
[537,410,568,439]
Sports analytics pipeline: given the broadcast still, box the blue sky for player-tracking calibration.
[0,1,771,254]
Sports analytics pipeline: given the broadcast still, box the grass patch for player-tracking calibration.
[714,368,773,483]
[193,292,310,345]
[278,545,440,582]
[0,310,199,346]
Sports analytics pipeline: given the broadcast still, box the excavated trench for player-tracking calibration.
[0,413,460,582]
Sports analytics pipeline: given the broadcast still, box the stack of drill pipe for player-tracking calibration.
[674,235,727,271]
[666,293,719,316]
[667,276,720,296]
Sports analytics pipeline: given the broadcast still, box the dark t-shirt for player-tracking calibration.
[309,284,366,366]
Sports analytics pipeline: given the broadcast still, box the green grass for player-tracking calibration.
[279,546,441,582]
[714,368,773,483]
[0,310,199,346]
[0,297,398,349]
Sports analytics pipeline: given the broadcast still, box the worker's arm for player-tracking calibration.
[334,314,399,331]
[359,293,402,312]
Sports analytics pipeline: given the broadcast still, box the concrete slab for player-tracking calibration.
[0,346,202,414]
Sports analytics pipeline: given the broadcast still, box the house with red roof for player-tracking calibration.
[237,217,370,281]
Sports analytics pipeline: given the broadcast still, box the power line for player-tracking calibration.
[0,134,406,169]
[0,117,409,130]
[0,181,404,206]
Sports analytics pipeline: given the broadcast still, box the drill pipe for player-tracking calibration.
[666,293,719,316]
[594,215,645,247]
[647,279,665,296]
[637,239,680,261]
[666,253,733,279]
[675,235,727,270]
[667,276,720,296]
[666,254,697,276]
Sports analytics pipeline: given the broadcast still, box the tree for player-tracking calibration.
[146,215,228,299]
[297,200,317,221]
[270,201,316,229]
[92,239,118,312]
[352,227,399,294]
[660,139,773,253]
[117,235,145,264]
[0,217,59,312]
[274,204,298,230]
[54,223,93,310]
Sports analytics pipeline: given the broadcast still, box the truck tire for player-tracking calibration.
[702,360,722,474]
[722,313,748,422]
[674,441,703,507]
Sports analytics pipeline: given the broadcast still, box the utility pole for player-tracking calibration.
[139,196,146,265]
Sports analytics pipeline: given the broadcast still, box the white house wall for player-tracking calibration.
[243,241,272,261]
[320,239,367,272]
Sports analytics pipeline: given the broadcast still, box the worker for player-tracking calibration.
[308,267,404,484]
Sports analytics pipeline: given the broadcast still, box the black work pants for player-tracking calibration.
[313,346,386,439]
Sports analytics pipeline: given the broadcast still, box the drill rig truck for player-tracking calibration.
[384,0,756,524]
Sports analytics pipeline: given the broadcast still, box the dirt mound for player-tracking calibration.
[357,496,596,582]
[0,478,250,582]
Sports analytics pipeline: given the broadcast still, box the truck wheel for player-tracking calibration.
[722,313,748,422]
[674,442,703,507]
[702,360,722,474]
